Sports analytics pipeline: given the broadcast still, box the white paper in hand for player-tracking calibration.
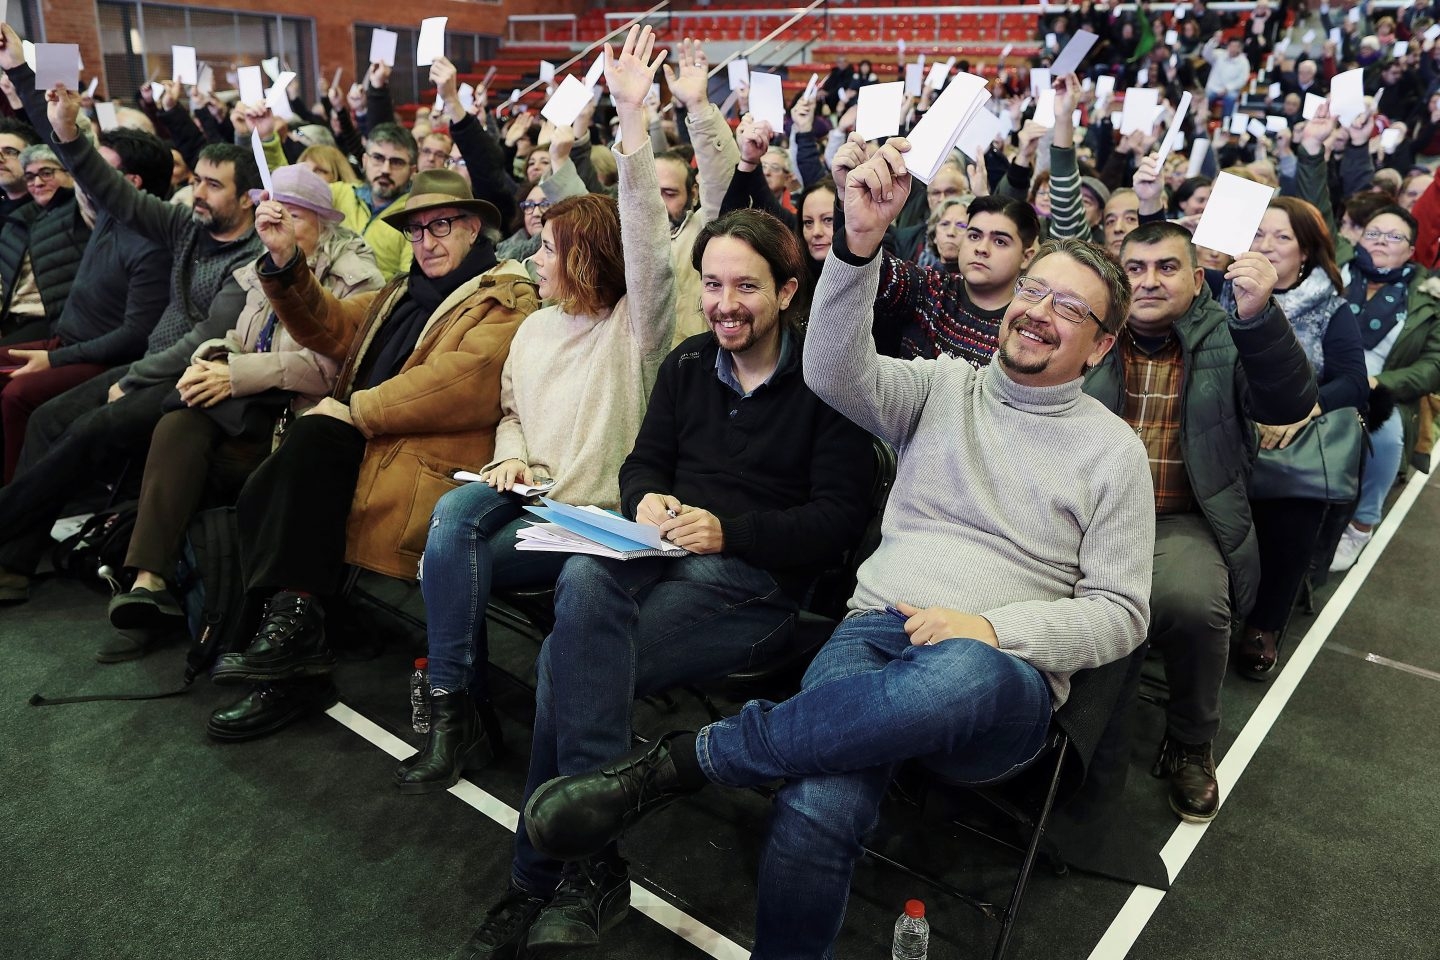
[1393,41,1408,58]
[417,17,448,67]
[1269,82,1281,99]
[1329,67,1365,124]
[1154,91,1192,169]
[748,71,785,131]
[1030,68,1050,98]
[905,63,923,97]
[1120,87,1159,134]
[541,75,592,128]
[1247,117,1269,139]
[1031,88,1057,128]
[1303,30,1317,44]
[238,65,265,104]
[198,64,214,94]
[85,76,99,98]
[1302,92,1326,120]
[1330,27,1343,46]
[925,61,949,91]
[906,71,991,183]
[150,81,166,102]
[261,57,280,81]
[1380,126,1404,152]
[172,45,197,85]
[1186,137,1209,177]
[251,130,274,196]
[1347,7,1361,23]
[1001,44,1013,59]
[1192,172,1275,258]
[1095,75,1115,111]
[1427,25,1440,43]
[33,44,80,91]
[1266,115,1288,133]
[727,59,749,92]
[583,54,605,90]
[539,60,556,84]
[458,83,475,112]
[856,81,905,141]
[369,28,398,67]
[1229,112,1250,135]
[267,72,296,119]
[804,73,820,101]
[954,107,1002,162]
[1166,29,1179,46]
[95,101,119,132]
[1050,30,1099,77]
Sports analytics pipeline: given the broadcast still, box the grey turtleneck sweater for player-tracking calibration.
[805,250,1156,706]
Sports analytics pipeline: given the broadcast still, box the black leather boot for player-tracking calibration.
[395,691,495,793]
[206,679,339,742]
[211,591,334,686]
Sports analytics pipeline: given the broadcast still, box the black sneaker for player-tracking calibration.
[452,885,549,960]
[107,586,186,631]
[1152,736,1219,823]
[526,857,630,950]
[210,591,334,686]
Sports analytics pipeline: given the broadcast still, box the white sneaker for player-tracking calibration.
[1329,524,1373,572]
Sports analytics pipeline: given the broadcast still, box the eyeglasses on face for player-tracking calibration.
[1014,277,1102,328]
[366,151,412,171]
[445,156,468,169]
[519,199,551,212]
[23,167,59,183]
[1362,229,1413,246]
[0,146,22,159]
[402,215,467,242]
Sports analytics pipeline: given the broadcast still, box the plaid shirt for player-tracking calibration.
[1120,329,1194,515]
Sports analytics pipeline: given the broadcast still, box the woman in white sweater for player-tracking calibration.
[397,27,677,793]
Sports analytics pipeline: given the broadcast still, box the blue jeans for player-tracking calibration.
[697,613,1053,960]
[1354,408,1404,525]
[420,483,570,696]
[512,551,797,893]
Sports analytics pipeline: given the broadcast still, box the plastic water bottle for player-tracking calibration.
[891,899,929,960]
[410,657,431,734]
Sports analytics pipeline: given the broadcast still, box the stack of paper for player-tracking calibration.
[517,501,685,560]
[905,71,992,183]
[453,471,556,497]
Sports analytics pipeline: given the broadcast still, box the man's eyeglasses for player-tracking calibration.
[519,200,551,212]
[1014,277,1102,328]
[0,146,22,160]
[23,167,59,184]
[1363,229,1413,246]
[402,215,467,242]
[445,156,468,170]
[366,151,412,171]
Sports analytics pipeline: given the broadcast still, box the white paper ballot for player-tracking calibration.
[1329,67,1365,124]
[1111,111,1123,128]
[1120,87,1159,135]
[905,62,923,97]
[1050,30,1099,77]
[540,75,592,128]
[1266,115,1288,133]
[805,74,820,101]
[1095,74,1115,111]
[1330,27,1343,46]
[267,72,296,118]
[251,131,274,195]
[1303,30,1316,44]
[198,64,214,93]
[1046,33,1058,50]
[925,61,950,91]
[1380,126,1404,152]
[417,17,447,67]
[1186,137,1209,177]
[1030,68,1050,97]
[33,44,80,91]
[1427,25,1440,42]
[856,81,906,141]
[261,57,280,82]
[1394,41,1409,57]
[22,39,34,71]
[150,81,166,102]
[458,83,475,111]
[238,65,264,104]
[1192,172,1275,257]
[727,59,749,92]
[1154,91,1192,169]
[85,76,99,98]
[1247,117,1269,138]
[1276,38,1290,55]
[1137,67,1149,87]
[1269,82,1281,99]
[1176,4,1189,19]
[1032,88,1057,128]
[1303,91,1326,119]
[583,54,605,90]
[1166,29,1179,46]
[370,28,398,67]
[1230,112,1250,135]
[172,45,197,85]
[539,60,556,84]
[1001,44,1013,59]
[748,71,785,132]
[95,101,119,132]
[954,108,1002,162]
[1348,7,1361,23]
[905,71,991,183]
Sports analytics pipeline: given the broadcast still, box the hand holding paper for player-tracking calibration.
[417,17,447,67]
[843,139,914,258]
[254,193,299,267]
[369,28,398,68]
[1224,251,1280,321]
[1192,172,1275,260]
[856,81,905,141]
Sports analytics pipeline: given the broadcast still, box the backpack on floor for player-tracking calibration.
[173,507,252,685]
[51,501,140,593]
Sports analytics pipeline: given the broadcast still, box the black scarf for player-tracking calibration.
[1346,245,1416,350]
[355,237,498,389]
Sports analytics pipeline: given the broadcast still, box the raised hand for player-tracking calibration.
[844,137,913,259]
[967,161,990,197]
[254,198,298,267]
[1226,251,1279,321]
[1016,119,1047,164]
[46,84,83,143]
[367,61,391,90]
[830,131,875,200]
[606,24,666,109]
[245,106,275,140]
[1297,99,1337,156]
[549,120,574,166]
[431,55,460,118]
[346,82,364,113]
[662,37,709,112]
[0,23,25,71]
[1053,73,1081,147]
[1133,152,1164,214]
[159,79,183,111]
[735,113,772,167]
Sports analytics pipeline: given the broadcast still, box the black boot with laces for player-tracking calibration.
[211,591,334,686]
[451,885,549,960]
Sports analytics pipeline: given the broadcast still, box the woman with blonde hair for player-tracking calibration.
[298,144,358,184]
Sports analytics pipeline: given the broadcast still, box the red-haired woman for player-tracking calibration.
[397,38,677,792]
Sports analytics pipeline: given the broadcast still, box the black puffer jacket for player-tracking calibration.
[1083,284,1317,618]
[0,188,91,334]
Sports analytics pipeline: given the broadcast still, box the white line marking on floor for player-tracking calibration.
[324,702,749,958]
[1087,467,1432,960]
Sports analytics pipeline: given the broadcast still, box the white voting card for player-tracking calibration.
[856,81,905,141]
[251,131,274,195]
[748,71,785,131]
[238,65,264,105]
[1051,30,1099,77]
[1154,91,1192,169]
[172,45,197,85]
[33,43,79,91]
[1192,172,1275,257]
[417,17,447,67]
[369,28,398,67]
[1120,87,1159,135]
[727,59,749,92]
[541,75,591,128]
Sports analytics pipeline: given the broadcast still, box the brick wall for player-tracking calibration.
[36,0,588,99]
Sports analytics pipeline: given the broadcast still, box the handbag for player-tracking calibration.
[1250,409,1365,503]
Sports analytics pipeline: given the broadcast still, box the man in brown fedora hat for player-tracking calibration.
[204,167,539,743]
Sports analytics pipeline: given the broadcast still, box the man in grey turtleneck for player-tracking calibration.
[517,139,1158,959]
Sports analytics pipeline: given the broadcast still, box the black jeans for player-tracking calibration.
[1249,497,1328,634]
[0,367,171,575]
[236,413,366,599]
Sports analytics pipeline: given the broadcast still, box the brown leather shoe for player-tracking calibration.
[1152,736,1219,823]
[1235,627,1280,681]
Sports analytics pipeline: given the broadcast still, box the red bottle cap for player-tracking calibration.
[905,899,925,918]
[414,657,428,670]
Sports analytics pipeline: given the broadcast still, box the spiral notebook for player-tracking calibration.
[516,500,684,560]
